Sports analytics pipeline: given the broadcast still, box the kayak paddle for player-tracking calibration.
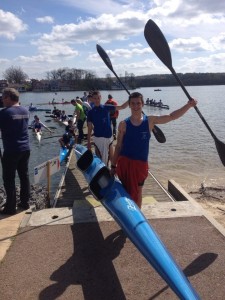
[96,44,166,143]
[144,19,225,166]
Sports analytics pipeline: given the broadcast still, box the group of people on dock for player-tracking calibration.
[0,87,197,215]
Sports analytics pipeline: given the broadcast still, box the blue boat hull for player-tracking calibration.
[59,147,69,163]
[75,144,200,299]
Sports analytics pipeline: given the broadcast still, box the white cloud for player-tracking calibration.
[0,58,10,64]
[93,58,168,77]
[129,42,142,48]
[2,0,225,79]
[36,16,54,24]
[170,37,215,52]
[55,0,131,15]
[0,9,27,40]
[89,47,151,61]
[38,10,147,45]
[178,53,225,73]
[18,44,79,64]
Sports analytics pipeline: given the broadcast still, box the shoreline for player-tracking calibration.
[189,185,225,229]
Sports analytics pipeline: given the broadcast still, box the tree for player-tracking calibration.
[3,66,28,83]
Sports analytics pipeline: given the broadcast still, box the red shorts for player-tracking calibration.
[116,156,149,204]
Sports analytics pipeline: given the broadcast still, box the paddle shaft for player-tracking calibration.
[170,68,217,140]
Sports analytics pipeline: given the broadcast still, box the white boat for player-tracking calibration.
[35,131,42,142]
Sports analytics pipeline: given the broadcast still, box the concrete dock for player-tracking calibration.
[0,151,225,299]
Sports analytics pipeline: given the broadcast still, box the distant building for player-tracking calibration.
[31,79,50,92]
[0,80,8,93]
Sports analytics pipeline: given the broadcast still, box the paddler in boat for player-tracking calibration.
[158,99,163,107]
[146,98,150,105]
[110,91,197,208]
[65,119,76,140]
[55,109,61,119]
[58,129,74,149]
[52,106,61,118]
[60,110,68,122]
[52,106,57,115]
[32,116,52,133]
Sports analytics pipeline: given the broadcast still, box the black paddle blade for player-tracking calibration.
[145,19,225,167]
[215,138,225,166]
[152,125,166,143]
[144,19,173,71]
[96,44,114,72]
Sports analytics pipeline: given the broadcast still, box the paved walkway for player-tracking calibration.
[1,151,225,299]
[0,210,27,261]
[1,214,225,299]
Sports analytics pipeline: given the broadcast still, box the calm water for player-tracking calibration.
[0,86,224,195]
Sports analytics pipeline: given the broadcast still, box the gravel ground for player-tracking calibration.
[0,184,48,210]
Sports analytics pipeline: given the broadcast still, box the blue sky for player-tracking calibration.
[1,0,225,80]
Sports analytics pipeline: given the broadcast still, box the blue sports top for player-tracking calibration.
[120,115,151,161]
[0,106,30,153]
[87,104,116,138]
[34,123,42,130]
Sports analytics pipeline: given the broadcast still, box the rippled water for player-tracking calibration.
[0,85,224,195]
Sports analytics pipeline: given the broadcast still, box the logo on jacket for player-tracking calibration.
[141,131,148,140]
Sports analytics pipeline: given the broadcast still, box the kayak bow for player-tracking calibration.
[75,144,200,300]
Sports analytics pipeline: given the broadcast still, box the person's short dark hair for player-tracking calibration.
[92,90,100,96]
[128,92,144,105]
[71,99,76,104]
[108,94,113,99]
[2,88,19,102]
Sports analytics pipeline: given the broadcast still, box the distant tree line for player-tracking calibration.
[2,66,225,90]
[135,73,225,87]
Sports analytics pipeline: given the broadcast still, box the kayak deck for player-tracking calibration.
[54,151,175,207]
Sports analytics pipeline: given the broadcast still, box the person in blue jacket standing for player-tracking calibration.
[87,90,128,165]
[0,88,30,215]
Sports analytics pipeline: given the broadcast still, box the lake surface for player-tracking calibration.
[0,85,224,196]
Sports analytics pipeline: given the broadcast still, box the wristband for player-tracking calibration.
[111,165,116,169]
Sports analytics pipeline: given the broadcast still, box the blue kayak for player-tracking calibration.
[59,139,75,164]
[59,147,69,164]
[75,144,200,300]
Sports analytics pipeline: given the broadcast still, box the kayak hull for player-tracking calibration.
[74,144,200,300]
[36,131,42,142]
[29,107,51,112]
[144,103,169,109]
[59,147,69,163]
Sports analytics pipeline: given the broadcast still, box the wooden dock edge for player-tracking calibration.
[168,179,225,237]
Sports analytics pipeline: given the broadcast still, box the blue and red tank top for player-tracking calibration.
[120,115,151,162]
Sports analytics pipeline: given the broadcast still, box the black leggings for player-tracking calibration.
[2,150,30,211]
